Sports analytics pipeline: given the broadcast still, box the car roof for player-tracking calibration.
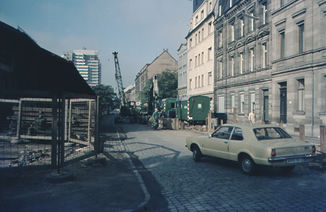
[221,123,282,130]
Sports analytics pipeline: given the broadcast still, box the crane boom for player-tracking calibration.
[112,51,126,107]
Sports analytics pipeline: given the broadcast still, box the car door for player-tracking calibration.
[203,126,233,159]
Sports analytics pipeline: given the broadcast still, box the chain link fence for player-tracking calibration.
[0,97,98,168]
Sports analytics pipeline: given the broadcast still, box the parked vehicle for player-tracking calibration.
[177,95,211,124]
[186,124,316,174]
[162,98,176,118]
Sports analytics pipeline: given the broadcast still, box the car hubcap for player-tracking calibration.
[242,159,251,172]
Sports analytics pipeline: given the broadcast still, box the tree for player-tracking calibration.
[138,70,177,114]
[92,84,117,116]
[157,71,178,98]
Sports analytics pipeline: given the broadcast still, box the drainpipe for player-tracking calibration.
[311,1,315,137]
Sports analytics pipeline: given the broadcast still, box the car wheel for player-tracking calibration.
[240,155,256,175]
[281,165,295,173]
[192,146,202,162]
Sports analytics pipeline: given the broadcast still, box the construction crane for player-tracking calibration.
[112,51,126,107]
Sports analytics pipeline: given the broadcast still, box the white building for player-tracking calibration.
[177,43,188,100]
[63,49,101,87]
[186,0,216,109]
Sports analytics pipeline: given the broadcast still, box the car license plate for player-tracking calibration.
[287,158,305,164]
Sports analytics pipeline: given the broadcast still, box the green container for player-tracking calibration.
[177,95,211,123]
[162,98,176,118]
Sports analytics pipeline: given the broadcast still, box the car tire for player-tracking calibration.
[281,165,295,173]
[192,145,202,162]
[240,155,256,175]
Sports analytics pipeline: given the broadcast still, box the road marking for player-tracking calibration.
[116,131,151,212]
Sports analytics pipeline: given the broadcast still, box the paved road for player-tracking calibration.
[118,123,326,212]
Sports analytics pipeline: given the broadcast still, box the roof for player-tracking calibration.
[0,21,95,98]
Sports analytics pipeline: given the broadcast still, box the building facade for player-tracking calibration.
[124,83,136,103]
[63,49,101,87]
[177,43,188,100]
[134,49,177,104]
[270,0,326,136]
[214,0,326,137]
[214,0,272,123]
[186,0,216,109]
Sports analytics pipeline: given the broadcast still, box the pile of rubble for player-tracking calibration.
[10,149,51,167]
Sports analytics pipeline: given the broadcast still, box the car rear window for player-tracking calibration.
[253,127,292,140]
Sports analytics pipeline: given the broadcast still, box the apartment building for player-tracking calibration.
[177,43,188,100]
[63,49,101,87]
[186,0,216,106]
[270,0,326,136]
[134,49,177,104]
[214,0,272,123]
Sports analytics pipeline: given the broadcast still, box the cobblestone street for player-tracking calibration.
[116,123,326,212]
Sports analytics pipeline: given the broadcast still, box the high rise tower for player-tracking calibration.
[63,49,101,87]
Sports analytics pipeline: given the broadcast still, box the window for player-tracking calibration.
[231,127,243,140]
[201,74,204,87]
[189,79,192,89]
[250,93,255,112]
[262,3,267,25]
[240,18,244,37]
[280,0,285,7]
[195,56,197,67]
[218,61,223,79]
[262,43,267,68]
[198,31,201,43]
[254,127,292,140]
[230,23,235,41]
[219,4,222,16]
[202,28,205,39]
[297,79,305,111]
[230,0,233,8]
[189,38,192,48]
[249,12,254,32]
[198,76,201,87]
[239,53,244,74]
[189,59,192,69]
[250,48,255,72]
[280,30,285,58]
[195,15,198,24]
[218,96,225,112]
[198,54,201,65]
[230,56,234,76]
[201,52,204,64]
[208,22,212,34]
[208,72,212,85]
[218,30,223,47]
[195,33,198,45]
[212,126,233,139]
[240,93,245,113]
[201,10,204,19]
[195,77,198,88]
[298,23,304,53]
[208,47,212,61]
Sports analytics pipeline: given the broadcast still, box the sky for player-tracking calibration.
[0,0,193,91]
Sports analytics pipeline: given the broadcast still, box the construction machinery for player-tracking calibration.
[113,51,126,107]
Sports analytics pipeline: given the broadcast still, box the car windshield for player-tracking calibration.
[253,127,292,140]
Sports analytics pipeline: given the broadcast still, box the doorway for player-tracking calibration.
[279,82,287,123]
[263,90,269,123]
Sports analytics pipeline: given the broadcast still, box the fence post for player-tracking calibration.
[51,96,58,169]
[299,125,305,141]
[321,126,326,153]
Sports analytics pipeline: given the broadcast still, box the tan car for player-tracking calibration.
[186,124,316,174]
